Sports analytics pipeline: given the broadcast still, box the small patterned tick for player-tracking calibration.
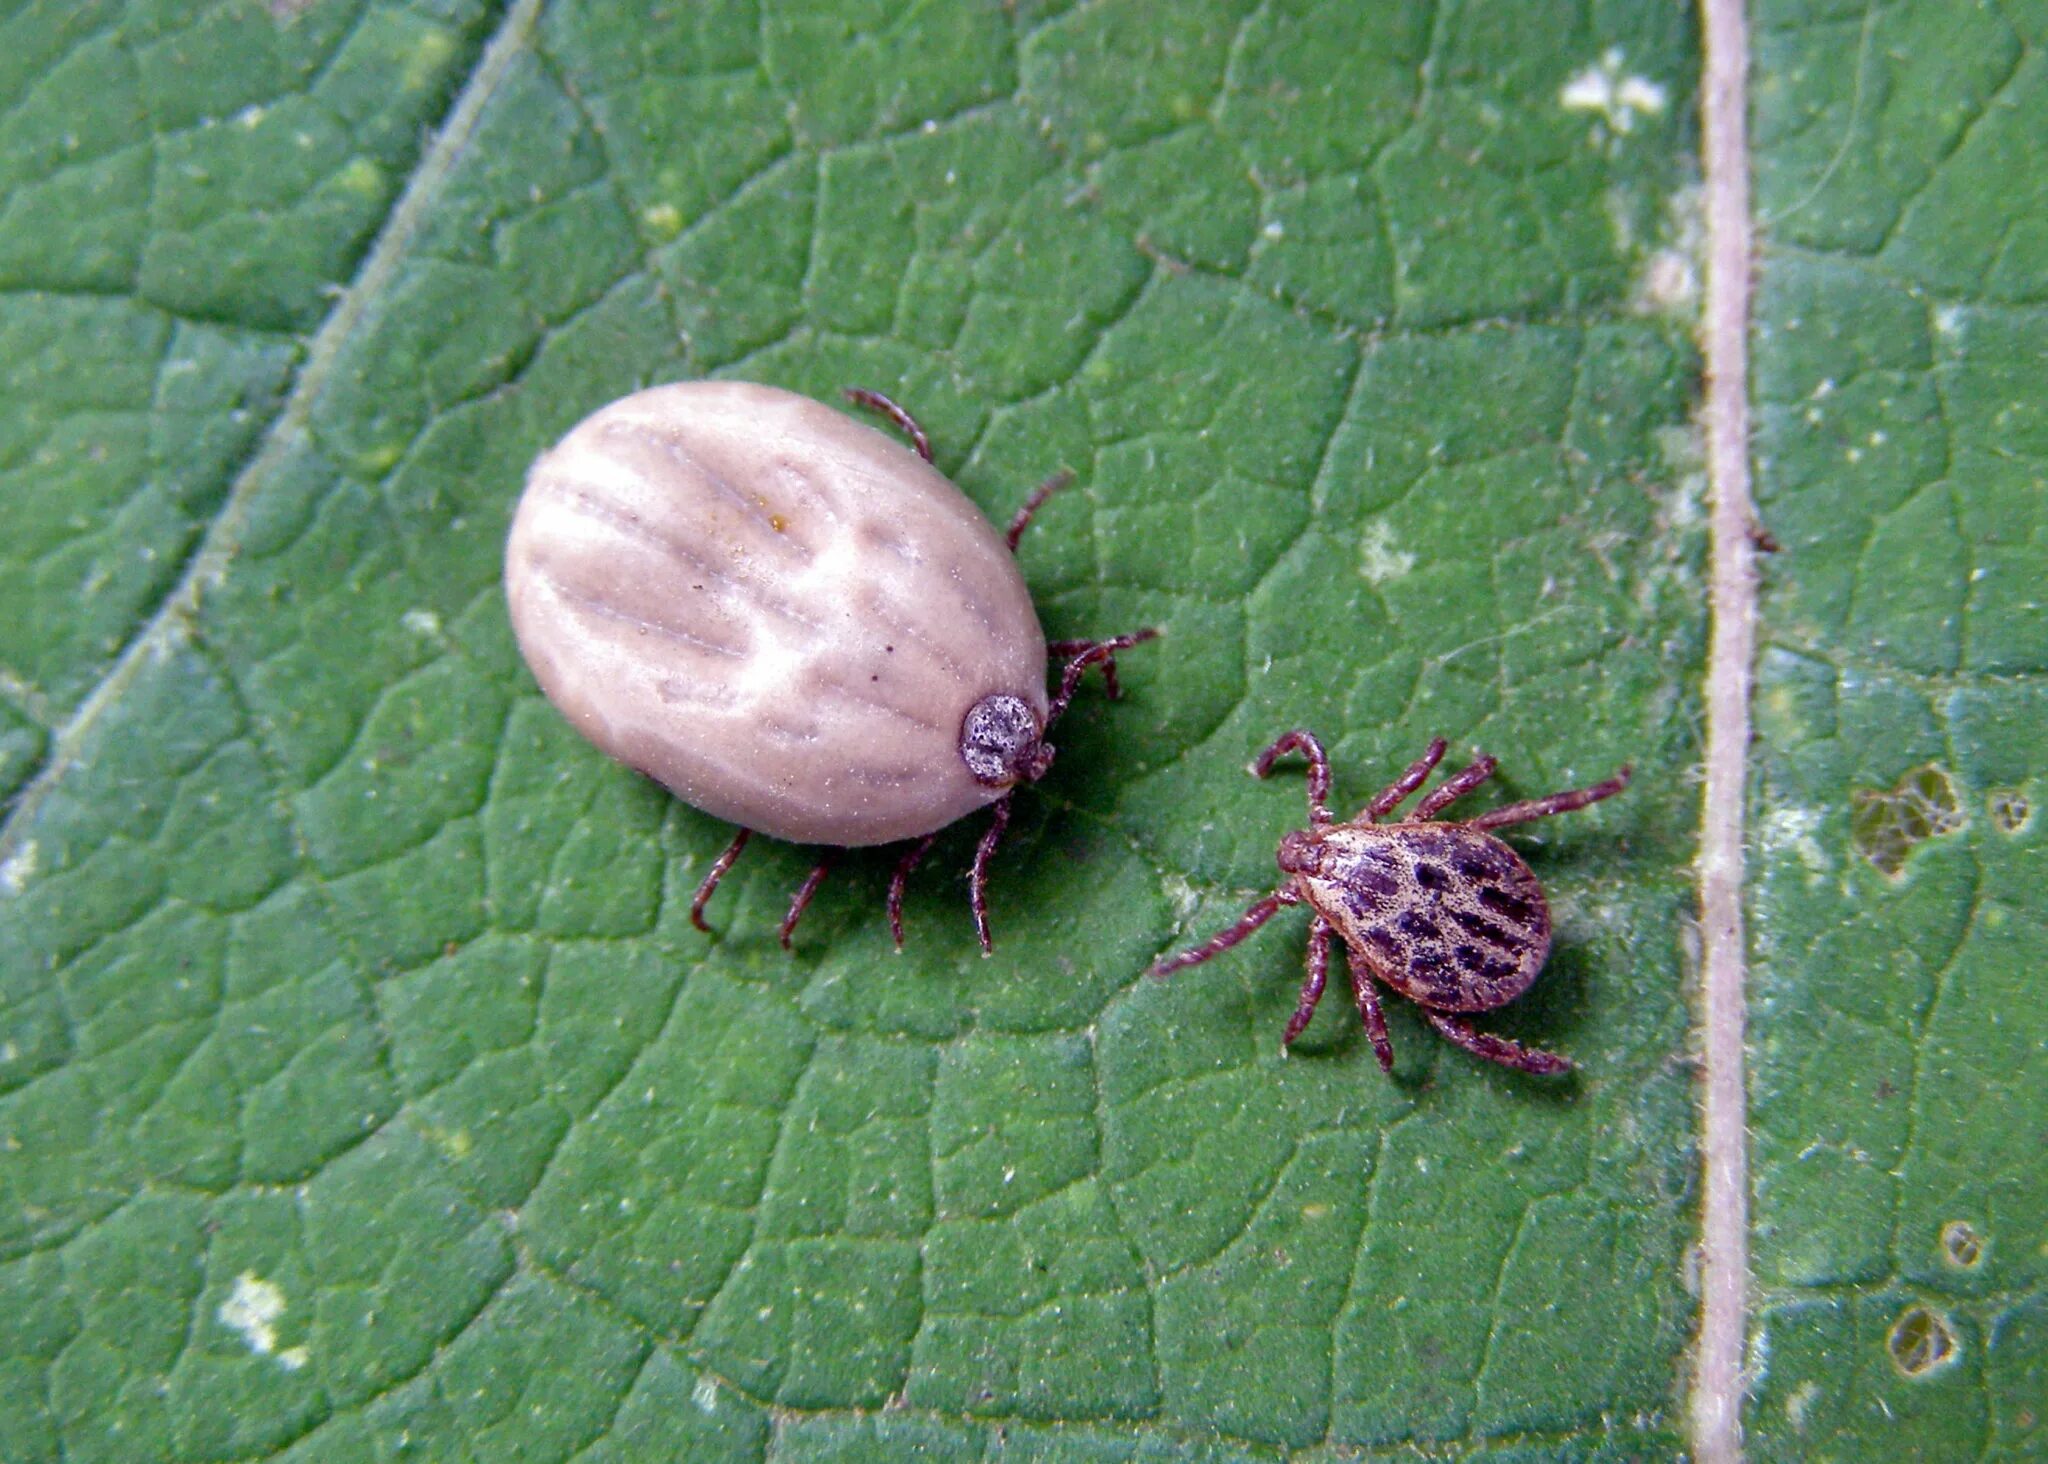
[1152,732,1630,1074]
[505,381,1156,954]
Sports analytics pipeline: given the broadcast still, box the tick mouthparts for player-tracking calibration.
[959,692,1046,787]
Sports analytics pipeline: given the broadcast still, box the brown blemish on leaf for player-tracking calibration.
[1987,787,2030,834]
[1850,763,1965,876]
[1939,1220,1983,1269]
[1885,1304,1959,1377]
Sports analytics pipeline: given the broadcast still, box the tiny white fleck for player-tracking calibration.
[1262,219,1285,240]
[1357,522,1415,585]
[219,1272,304,1369]
[1786,1379,1822,1432]
[401,608,442,638]
[1561,48,1668,136]
[1933,306,1965,338]
[1760,806,1829,877]
[692,1376,720,1413]
[1160,872,1203,922]
[0,840,37,896]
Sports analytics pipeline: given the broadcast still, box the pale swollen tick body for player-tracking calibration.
[1152,732,1630,1074]
[504,381,1156,953]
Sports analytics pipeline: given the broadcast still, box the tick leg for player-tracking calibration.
[1464,766,1633,832]
[1282,916,1333,1047]
[778,856,835,950]
[1047,629,1160,721]
[1149,887,1301,977]
[968,794,1013,956]
[1347,955,1396,1072]
[1408,754,1498,821]
[1361,738,1449,822]
[886,833,938,951]
[1418,1007,1572,1074]
[1006,470,1072,551]
[842,387,933,463]
[689,828,752,933]
[1254,730,1333,825]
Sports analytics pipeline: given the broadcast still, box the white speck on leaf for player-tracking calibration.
[1760,806,1829,877]
[692,1376,720,1413]
[1561,48,1668,136]
[401,608,441,638]
[1357,522,1415,585]
[0,840,37,896]
[219,1272,306,1370]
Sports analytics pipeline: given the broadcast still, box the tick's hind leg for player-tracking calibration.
[1006,471,1072,550]
[1419,1007,1571,1075]
[689,828,753,933]
[1362,738,1450,822]
[1465,766,1633,832]
[778,856,834,950]
[886,833,938,951]
[842,387,932,462]
[1282,916,1333,1047]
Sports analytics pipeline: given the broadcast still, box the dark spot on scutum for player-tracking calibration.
[1448,908,1519,950]
[1408,948,1449,980]
[1396,911,1442,942]
[1455,945,1520,984]
[1414,862,1449,891]
[1403,830,1454,860]
[1478,886,1538,926]
[1364,928,1404,965]
[1345,865,1400,897]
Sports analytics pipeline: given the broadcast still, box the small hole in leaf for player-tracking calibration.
[1987,788,2030,834]
[1851,764,1965,876]
[1940,1220,1984,1269]
[1886,1304,1959,1377]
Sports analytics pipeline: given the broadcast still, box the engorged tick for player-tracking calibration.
[504,381,1156,954]
[1151,732,1630,1074]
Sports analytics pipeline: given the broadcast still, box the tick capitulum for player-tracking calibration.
[1151,732,1630,1075]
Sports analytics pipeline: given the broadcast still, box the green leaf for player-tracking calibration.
[1745,1,2048,1456]
[6,2,1719,1457]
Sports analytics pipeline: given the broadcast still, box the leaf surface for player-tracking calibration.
[1744,2,2048,1456]
[4,3,1711,1457]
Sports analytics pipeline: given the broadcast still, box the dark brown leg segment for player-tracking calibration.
[1465,766,1633,833]
[1408,755,1498,822]
[1149,887,1301,977]
[1006,470,1072,551]
[1254,730,1333,825]
[887,833,938,951]
[689,828,752,933]
[969,794,1013,955]
[842,387,933,463]
[1282,916,1333,1047]
[1348,954,1396,1072]
[778,856,834,950]
[1362,738,1450,822]
[1419,1007,1572,1075]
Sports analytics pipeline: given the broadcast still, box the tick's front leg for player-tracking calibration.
[1281,916,1333,1048]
